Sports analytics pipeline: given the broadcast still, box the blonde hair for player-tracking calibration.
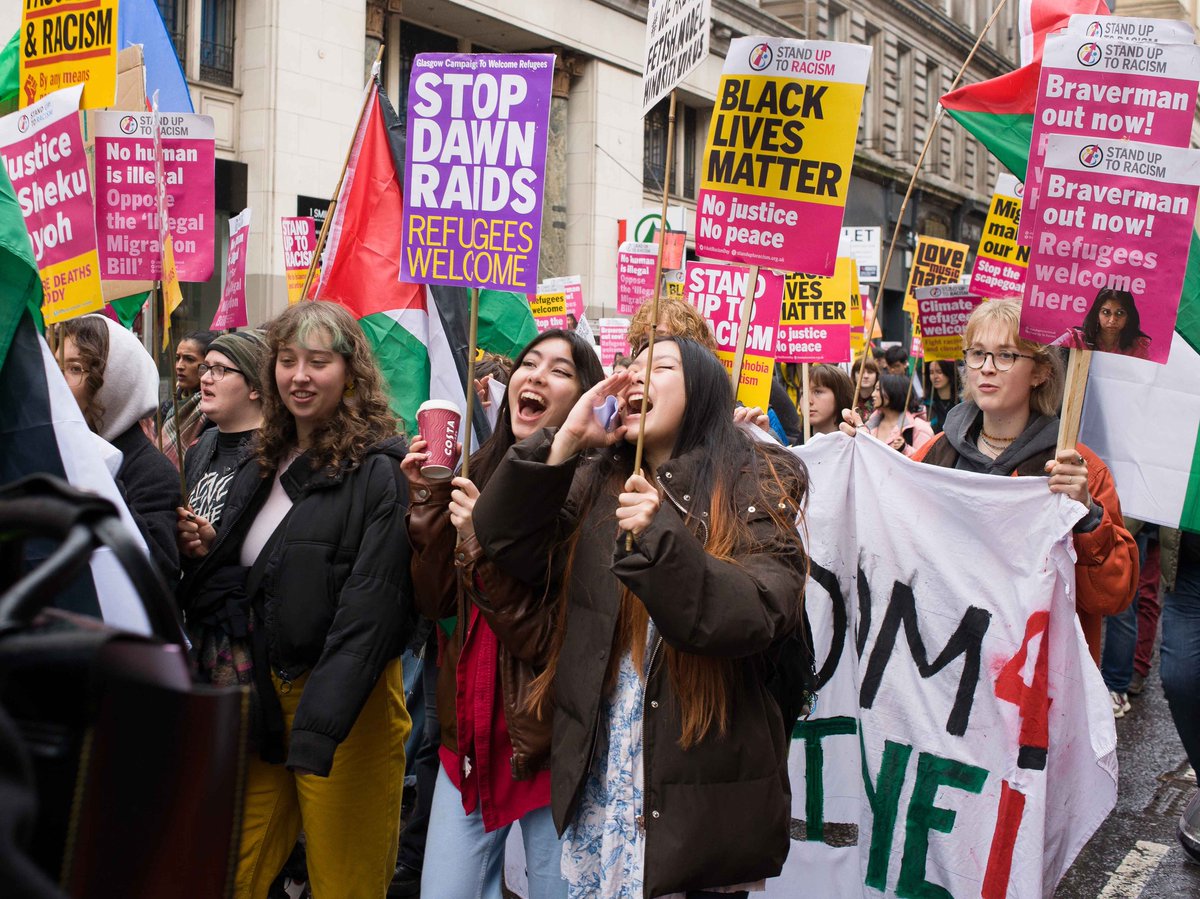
[626,297,718,354]
[962,299,1063,417]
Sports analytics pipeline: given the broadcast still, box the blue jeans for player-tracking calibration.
[1162,558,1200,772]
[1101,530,1151,692]
[421,765,566,899]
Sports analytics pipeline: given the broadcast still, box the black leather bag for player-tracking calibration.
[0,475,249,899]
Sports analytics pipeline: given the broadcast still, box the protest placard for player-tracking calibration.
[1067,14,1196,44]
[0,85,103,324]
[211,208,250,330]
[539,275,584,326]
[19,0,118,109]
[771,434,1117,899]
[915,283,984,362]
[282,216,318,304]
[903,236,969,315]
[776,257,853,363]
[617,241,659,315]
[1022,34,1200,241]
[969,174,1029,298]
[839,225,881,282]
[642,0,711,115]
[528,289,568,332]
[93,111,216,282]
[685,261,783,409]
[400,53,554,293]
[599,317,631,367]
[696,37,870,275]
[1020,135,1200,363]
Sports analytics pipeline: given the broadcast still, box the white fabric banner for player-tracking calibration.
[771,433,1117,898]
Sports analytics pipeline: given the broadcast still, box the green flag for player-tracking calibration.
[477,289,539,359]
[0,30,17,117]
[0,165,44,370]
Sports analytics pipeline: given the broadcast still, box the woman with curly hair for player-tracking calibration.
[232,301,417,899]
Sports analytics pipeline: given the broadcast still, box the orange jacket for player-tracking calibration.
[915,434,1138,663]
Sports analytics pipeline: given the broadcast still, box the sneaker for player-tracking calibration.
[1128,672,1147,695]
[1180,788,1200,864]
[1110,690,1131,718]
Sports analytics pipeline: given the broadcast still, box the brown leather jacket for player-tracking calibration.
[406,479,555,781]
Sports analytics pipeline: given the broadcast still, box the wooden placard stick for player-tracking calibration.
[298,44,386,304]
[729,264,761,399]
[460,287,481,481]
[1056,347,1092,454]
[802,361,812,443]
[628,90,678,551]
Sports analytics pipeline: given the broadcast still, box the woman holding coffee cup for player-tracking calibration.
[403,329,604,898]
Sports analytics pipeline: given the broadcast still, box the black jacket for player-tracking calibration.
[111,424,181,583]
[256,437,417,775]
[474,430,806,898]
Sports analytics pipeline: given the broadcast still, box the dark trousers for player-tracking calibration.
[397,635,441,870]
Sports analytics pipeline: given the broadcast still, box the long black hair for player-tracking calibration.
[877,371,919,414]
[467,328,604,489]
[1081,289,1149,351]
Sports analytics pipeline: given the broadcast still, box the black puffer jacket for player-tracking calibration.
[111,424,181,582]
[256,437,418,775]
[474,430,806,898]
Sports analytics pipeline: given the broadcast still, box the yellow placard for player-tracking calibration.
[849,264,864,357]
[39,250,103,325]
[20,0,119,110]
[780,258,854,327]
[717,349,772,411]
[903,236,969,315]
[162,233,183,349]
[530,291,566,319]
[700,77,865,209]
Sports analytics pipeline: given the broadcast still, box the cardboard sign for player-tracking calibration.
[839,225,881,283]
[696,38,871,275]
[93,110,216,281]
[539,275,584,323]
[1023,34,1200,241]
[776,257,854,363]
[528,290,568,332]
[282,216,318,304]
[617,241,659,315]
[1020,135,1200,363]
[903,237,969,315]
[19,0,118,109]
[915,283,984,362]
[969,174,1029,298]
[212,208,250,330]
[684,261,784,409]
[642,0,711,115]
[400,53,555,293]
[599,317,632,367]
[0,85,103,324]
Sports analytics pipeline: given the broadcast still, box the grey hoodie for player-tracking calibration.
[86,315,160,443]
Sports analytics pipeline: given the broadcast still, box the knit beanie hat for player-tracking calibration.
[208,330,268,394]
[87,315,160,443]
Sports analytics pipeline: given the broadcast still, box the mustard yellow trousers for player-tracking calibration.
[234,659,410,899]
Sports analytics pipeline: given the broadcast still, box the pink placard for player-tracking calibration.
[1022,35,1200,241]
[211,208,250,330]
[599,318,631,366]
[1021,135,1200,364]
[94,111,217,281]
[684,262,784,354]
[617,242,658,315]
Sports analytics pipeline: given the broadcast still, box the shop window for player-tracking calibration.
[643,99,698,199]
[397,23,459,128]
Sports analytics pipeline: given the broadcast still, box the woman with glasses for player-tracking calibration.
[857,299,1136,662]
[1056,288,1152,358]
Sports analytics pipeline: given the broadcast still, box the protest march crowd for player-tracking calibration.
[4,0,1200,898]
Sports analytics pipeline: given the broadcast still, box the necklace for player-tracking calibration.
[981,429,1016,443]
[978,433,1009,456]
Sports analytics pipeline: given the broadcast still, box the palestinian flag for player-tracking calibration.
[0,166,154,633]
[315,72,536,437]
[1018,0,1109,66]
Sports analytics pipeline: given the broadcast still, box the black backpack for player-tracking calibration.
[765,606,819,739]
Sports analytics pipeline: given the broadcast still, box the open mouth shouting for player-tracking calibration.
[623,392,654,422]
[515,390,549,423]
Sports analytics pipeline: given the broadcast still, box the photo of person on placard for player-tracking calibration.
[1053,289,1152,359]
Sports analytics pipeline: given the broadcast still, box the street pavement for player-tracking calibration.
[1056,668,1199,898]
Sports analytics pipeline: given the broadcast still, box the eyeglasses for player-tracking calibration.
[198,363,244,381]
[60,363,88,385]
[963,349,1036,371]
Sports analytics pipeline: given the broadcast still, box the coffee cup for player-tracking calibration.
[417,400,462,479]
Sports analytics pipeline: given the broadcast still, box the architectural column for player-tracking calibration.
[366,0,386,78]
[539,51,578,280]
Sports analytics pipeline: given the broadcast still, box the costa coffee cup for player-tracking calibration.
[417,400,462,479]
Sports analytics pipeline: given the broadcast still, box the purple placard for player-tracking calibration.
[400,53,554,293]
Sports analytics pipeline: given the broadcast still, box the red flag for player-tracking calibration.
[1019,0,1108,65]
[315,83,422,318]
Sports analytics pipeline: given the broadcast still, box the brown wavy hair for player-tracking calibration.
[256,301,398,474]
[526,338,808,748]
[59,316,109,434]
[626,296,718,355]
